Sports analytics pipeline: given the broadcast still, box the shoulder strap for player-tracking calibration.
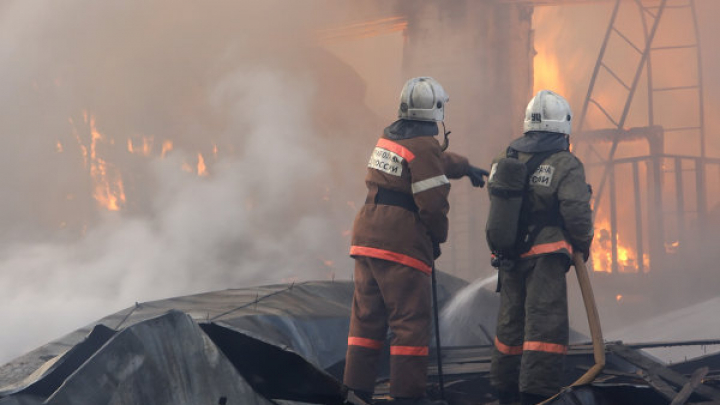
[515,148,566,255]
[524,149,560,177]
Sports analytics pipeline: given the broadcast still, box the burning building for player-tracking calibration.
[1,0,720,404]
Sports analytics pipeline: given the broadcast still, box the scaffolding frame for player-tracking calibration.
[576,0,708,274]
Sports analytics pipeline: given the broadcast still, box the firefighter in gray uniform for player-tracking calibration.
[487,90,594,405]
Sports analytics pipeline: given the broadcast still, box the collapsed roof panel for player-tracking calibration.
[2,275,719,404]
[0,276,466,404]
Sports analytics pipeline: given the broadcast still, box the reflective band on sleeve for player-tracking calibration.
[411,175,450,194]
[523,341,568,355]
[520,240,573,258]
[348,337,383,350]
[495,337,523,355]
[350,246,431,274]
[377,138,415,162]
[390,345,429,356]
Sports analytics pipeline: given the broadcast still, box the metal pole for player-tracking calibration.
[690,0,706,160]
[675,158,686,243]
[695,158,707,236]
[577,0,621,133]
[610,164,619,273]
[431,264,445,400]
[632,161,645,273]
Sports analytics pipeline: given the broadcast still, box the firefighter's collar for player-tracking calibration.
[384,119,439,140]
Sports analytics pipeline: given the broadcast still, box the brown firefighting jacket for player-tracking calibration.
[489,149,593,260]
[350,135,469,274]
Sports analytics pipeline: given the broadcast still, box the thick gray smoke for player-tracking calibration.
[0,0,384,364]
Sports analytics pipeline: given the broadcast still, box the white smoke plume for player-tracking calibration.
[0,0,379,364]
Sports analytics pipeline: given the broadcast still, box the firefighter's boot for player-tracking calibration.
[498,389,521,405]
[344,387,374,405]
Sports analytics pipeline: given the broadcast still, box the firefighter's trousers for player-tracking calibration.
[344,256,431,398]
[490,254,570,398]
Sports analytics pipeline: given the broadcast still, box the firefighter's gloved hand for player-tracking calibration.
[576,247,590,262]
[468,166,490,188]
[433,241,442,259]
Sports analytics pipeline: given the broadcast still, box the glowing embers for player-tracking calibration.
[664,240,680,254]
[591,219,649,274]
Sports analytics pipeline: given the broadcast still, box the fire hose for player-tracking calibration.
[539,251,605,404]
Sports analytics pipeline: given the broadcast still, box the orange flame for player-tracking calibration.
[127,136,155,157]
[142,137,152,156]
[56,141,63,153]
[534,43,566,96]
[161,140,173,157]
[88,116,126,211]
[591,219,649,273]
[69,117,89,168]
[197,153,208,176]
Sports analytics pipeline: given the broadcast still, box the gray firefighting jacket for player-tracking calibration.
[489,132,593,260]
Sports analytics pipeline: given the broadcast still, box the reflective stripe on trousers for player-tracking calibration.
[348,336,383,350]
[350,245,431,274]
[495,337,568,355]
[490,254,570,397]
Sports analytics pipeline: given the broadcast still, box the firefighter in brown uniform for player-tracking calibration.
[343,77,488,405]
[487,90,594,405]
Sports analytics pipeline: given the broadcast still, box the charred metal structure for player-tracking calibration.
[399,0,718,283]
[574,0,716,276]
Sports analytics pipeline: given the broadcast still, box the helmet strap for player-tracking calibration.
[440,121,451,151]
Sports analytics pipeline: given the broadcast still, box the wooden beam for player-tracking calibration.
[671,367,709,405]
[608,344,720,401]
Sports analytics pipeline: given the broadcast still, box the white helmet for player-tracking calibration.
[398,77,449,122]
[523,89,572,135]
